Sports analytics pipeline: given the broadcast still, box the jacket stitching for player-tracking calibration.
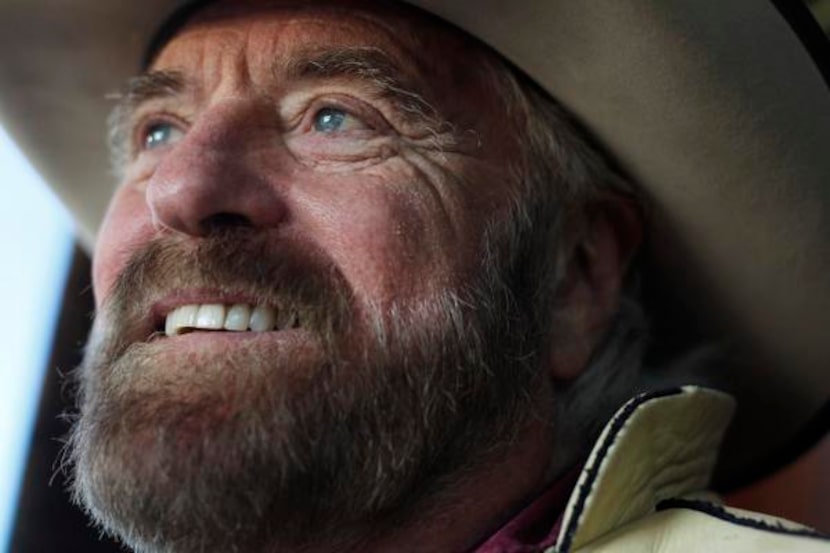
[557,388,684,552]
[656,498,830,541]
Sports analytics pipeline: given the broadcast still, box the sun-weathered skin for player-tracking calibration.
[0,0,827,486]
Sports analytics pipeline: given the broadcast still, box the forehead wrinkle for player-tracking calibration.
[156,23,254,98]
[160,3,464,109]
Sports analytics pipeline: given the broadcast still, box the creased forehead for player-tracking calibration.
[149,0,504,94]
[148,0,477,67]
[147,0,515,135]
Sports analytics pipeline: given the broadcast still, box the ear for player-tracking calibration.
[548,198,643,381]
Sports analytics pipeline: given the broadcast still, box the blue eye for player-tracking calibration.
[313,108,348,133]
[143,122,183,150]
[311,107,371,134]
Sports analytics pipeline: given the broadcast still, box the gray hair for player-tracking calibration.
[482,62,650,476]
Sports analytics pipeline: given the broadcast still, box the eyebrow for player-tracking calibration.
[283,47,437,123]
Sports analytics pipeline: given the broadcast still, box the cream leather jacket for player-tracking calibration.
[545,387,830,552]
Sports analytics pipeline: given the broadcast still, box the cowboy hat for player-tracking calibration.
[0,0,827,489]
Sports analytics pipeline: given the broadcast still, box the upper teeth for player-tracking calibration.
[164,304,297,337]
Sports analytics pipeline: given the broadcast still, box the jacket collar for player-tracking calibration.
[554,386,736,552]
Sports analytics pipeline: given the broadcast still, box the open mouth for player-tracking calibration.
[160,304,301,337]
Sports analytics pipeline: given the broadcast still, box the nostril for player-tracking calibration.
[200,212,253,233]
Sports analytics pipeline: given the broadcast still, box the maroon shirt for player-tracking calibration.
[472,468,580,552]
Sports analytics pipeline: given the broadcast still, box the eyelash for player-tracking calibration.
[295,95,391,135]
[132,112,188,155]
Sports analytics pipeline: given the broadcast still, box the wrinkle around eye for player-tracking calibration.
[115,118,187,186]
[283,95,402,166]
[282,90,395,135]
[288,134,401,171]
[143,121,186,150]
[124,110,190,163]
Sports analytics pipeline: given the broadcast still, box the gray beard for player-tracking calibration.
[67,229,546,553]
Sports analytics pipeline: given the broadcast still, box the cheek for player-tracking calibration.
[293,166,462,305]
[92,186,154,307]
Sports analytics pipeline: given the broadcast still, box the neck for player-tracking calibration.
[277,416,557,553]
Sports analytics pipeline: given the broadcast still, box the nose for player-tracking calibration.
[146,101,288,236]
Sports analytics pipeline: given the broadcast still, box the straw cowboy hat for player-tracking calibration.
[0,0,827,489]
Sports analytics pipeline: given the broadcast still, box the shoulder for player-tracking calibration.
[567,498,830,553]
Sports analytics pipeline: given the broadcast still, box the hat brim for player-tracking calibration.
[0,0,828,488]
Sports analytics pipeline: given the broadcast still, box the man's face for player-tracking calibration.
[74,1,554,551]
[93,0,520,311]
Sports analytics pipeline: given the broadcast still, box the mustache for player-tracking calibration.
[101,228,355,350]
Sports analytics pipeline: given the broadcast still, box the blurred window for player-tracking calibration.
[0,125,73,553]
